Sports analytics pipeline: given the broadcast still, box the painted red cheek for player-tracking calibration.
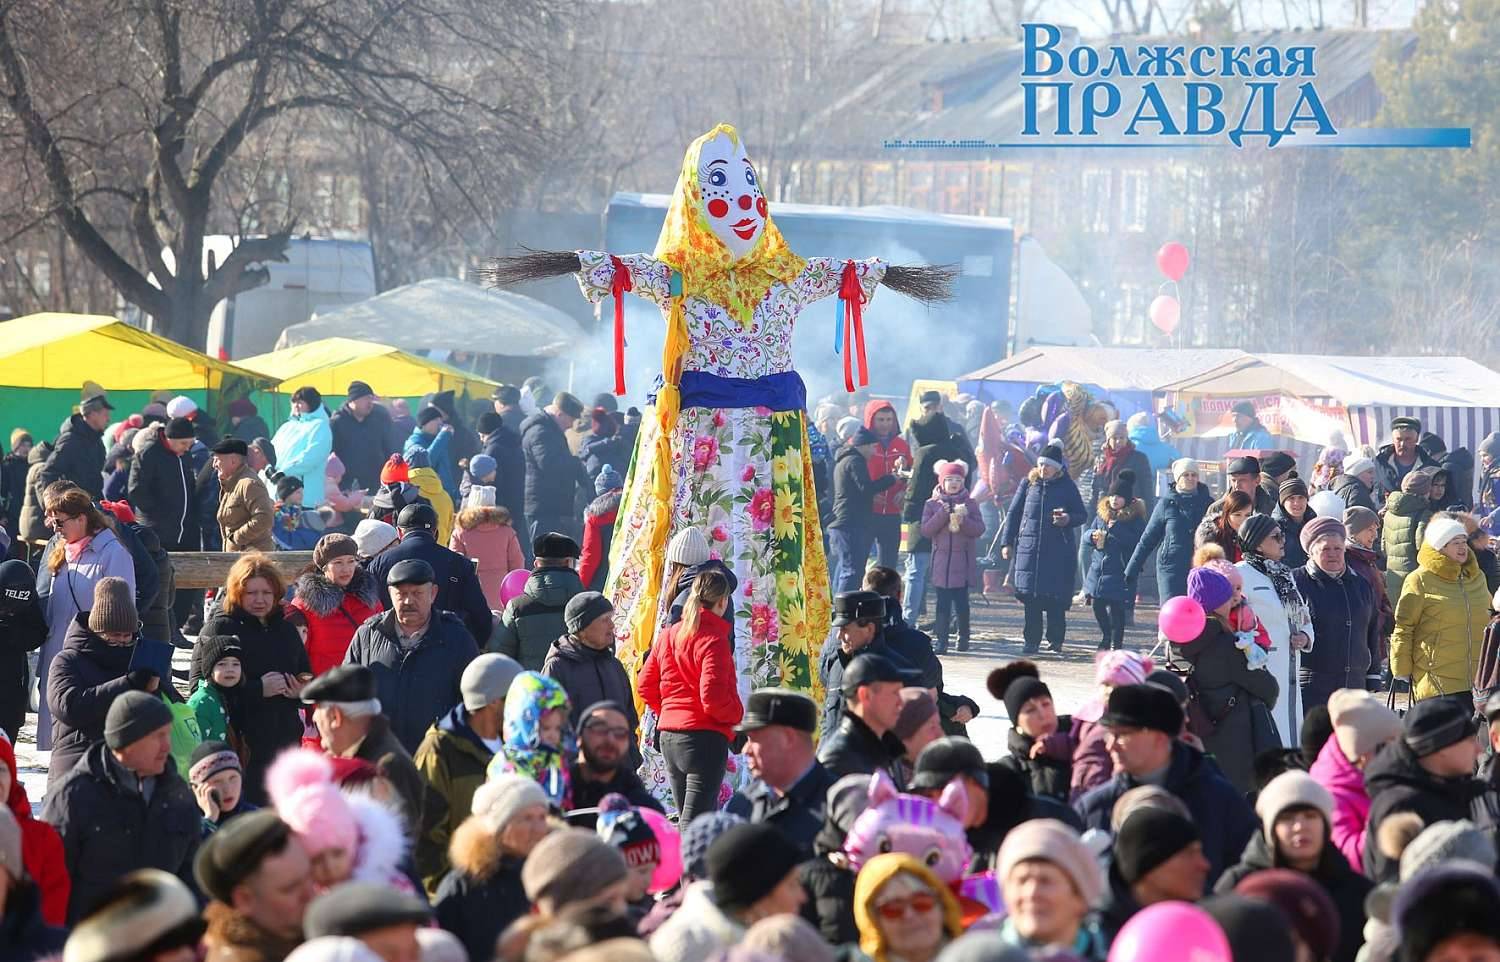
[707,198,729,218]
[738,194,753,210]
[756,197,767,217]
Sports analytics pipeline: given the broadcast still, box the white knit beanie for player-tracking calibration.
[1254,771,1334,840]
[352,519,399,558]
[997,819,1104,908]
[1423,517,1468,553]
[1171,458,1196,482]
[471,774,549,832]
[666,527,710,566]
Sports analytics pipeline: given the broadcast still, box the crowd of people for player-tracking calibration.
[5,377,1500,962]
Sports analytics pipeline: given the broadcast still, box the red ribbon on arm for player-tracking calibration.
[838,259,869,393]
[609,255,632,395]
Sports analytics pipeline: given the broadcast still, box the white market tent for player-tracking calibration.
[275,277,585,358]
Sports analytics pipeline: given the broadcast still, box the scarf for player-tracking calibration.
[1244,549,1308,611]
[64,535,92,563]
[1097,439,1136,480]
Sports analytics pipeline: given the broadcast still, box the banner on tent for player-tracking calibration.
[1180,393,1351,446]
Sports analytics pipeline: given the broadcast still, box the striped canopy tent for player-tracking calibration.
[0,312,273,448]
[237,336,501,423]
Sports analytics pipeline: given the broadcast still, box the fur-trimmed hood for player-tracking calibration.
[293,565,381,617]
[1095,497,1147,523]
[348,790,409,885]
[203,901,303,962]
[585,489,622,520]
[1027,464,1071,484]
[448,813,523,882]
[459,506,512,529]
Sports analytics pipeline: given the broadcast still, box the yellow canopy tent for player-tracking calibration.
[0,313,273,444]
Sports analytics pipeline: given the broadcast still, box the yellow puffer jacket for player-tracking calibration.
[1391,544,1491,701]
[409,466,455,544]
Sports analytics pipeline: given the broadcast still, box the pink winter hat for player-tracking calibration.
[266,748,359,857]
[1094,650,1154,687]
[935,459,969,479]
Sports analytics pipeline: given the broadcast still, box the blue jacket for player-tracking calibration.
[1224,424,1275,451]
[270,405,333,505]
[345,609,480,753]
[1128,423,1181,475]
[1083,498,1147,602]
[370,531,493,645]
[406,427,457,503]
[1125,482,1213,600]
[1002,468,1086,602]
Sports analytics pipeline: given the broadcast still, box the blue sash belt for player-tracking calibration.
[677,370,807,413]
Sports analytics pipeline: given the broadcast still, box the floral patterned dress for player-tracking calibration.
[575,250,884,803]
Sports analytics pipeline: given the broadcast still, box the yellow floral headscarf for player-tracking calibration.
[853,854,965,962]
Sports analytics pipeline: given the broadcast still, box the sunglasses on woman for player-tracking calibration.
[875,893,939,920]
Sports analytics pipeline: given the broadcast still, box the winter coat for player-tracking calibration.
[1237,558,1314,746]
[0,450,30,536]
[1381,491,1434,602]
[288,566,384,676]
[201,901,303,962]
[828,444,897,532]
[1083,498,1146,603]
[862,401,910,517]
[477,426,527,531]
[901,413,976,552]
[226,413,272,445]
[971,761,1084,874]
[408,466,455,545]
[269,405,333,506]
[187,681,237,746]
[1332,472,1377,513]
[1478,546,1500,596]
[1075,739,1256,888]
[0,733,68,926]
[348,714,428,838]
[577,490,619,592]
[1002,467,1086,602]
[1194,513,1243,562]
[542,634,641,738]
[1274,504,1315,569]
[39,414,105,500]
[370,530,493,644]
[127,427,199,549]
[0,564,47,745]
[415,705,497,894]
[1361,738,1490,881]
[1125,482,1214,600]
[330,401,402,492]
[103,465,129,504]
[41,741,200,924]
[817,630,914,739]
[882,613,944,692]
[520,411,587,521]
[1090,443,1154,516]
[344,609,480,753]
[920,486,984,590]
[650,881,746,962]
[121,522,174,646]
[1294,560,1378,705]
[725,761,837,859]
[1308,732,1373,874]
[1068,715,1113,802]
[1347,543,1395,641]
[1128,422,1180,475]
[215,461,275,552]
[1224,423,1275,451]
[494,566,584,671]
[568,763,664,820]
[451,513,525,608]
[817,709,905,785]
[0,882,66,962]
[799,857,857,945]
[1176,615,1281,793]
[1373,443,1440,502]
[18,443,53,545]
[1215,830,1372,962]
[997,723,1074,802]
[1390,544,1490,701]
[406,428,458,503]
[199,607,310,803]
[434,820,532,962]
[37,526,134,752]
[638,609,743,741]
[579,434,629,481]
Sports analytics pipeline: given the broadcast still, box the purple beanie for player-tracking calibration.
[1187,567,1234,613]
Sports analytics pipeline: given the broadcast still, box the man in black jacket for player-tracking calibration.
[370,503,492,644]
[128,418,200,551]
[817,653,909,785]
[541,593,636,737]
[1374,416,1441,502]
[568,701,663,821]
[474,411,527,544]
[39,393,112,499]
[727,688,836,858]
[330,381,403,492]
[520,392,589,544]
[818,591,914,738]
[827,427,898,594]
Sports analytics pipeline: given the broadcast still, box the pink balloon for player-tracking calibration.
[638,807,682,894]
[1159,595,1206,644]
[1149,294,1180,335]
[499,568,531,606]
[1156,242,1190,282]
[1109,901,1230,962]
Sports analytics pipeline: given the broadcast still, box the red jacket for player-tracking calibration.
[579,490,621,592]
[638,609,744,740]
[863,400,910,516]
[288,567,384,676]
[0,735,69,925]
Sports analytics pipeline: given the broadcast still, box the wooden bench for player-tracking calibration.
[169,551,314,589]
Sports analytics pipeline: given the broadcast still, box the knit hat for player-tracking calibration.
[1394,864,1500,962]
[1261,451,1296,477]
[935,459,968,480]
[104,690,174,750]
[417,405,444,427]
[352,519,399,558]
[597,795,661,869]
[276,473,304,501]
[65,869,205,962]
[1278,476,1309,501]
[706,823,804,912]
[1344,456,1375,479]
[88,576,138,635]
[892,688,939,741]
[552,392,585,419]
[1299,515,1346,552]
[264,748,359,858]
[1403,696,1476,757]
[461,653,523,711]
[1113,807,1200,885]
[1144,669,1188,706]
[1199,894,1298,962]
[836,416,861,443]
[1094,649,1154,687]
[464,486,497,510]
[564,592,613,636]
[166,396,197,419]
[987,660,1050,722]
[996,819,1104,907]
[0,807,19,882]
[468,454,496,480]
[521,828,628,906]
[1233,869,1340,962]
[379,455,409,484]
[743,915,837,962]
[1402,468,1434,496]
[1343,506,1379,539]
[1424,516,1468,552]
[1254,771,1334,839]
[197,635,244,681]
[680,811,745,880]
[1401,820,1497,881]
[1328,688,1402,761]
[188,740,242,786]
[476,411,502,436]
[1108,469,1135,500]
[313,533,359,569]
[667,527,711,566]
[346,380,374,402]
[1235,513,1280,554]
[471,773,549,831]
[1038,443,1064,470]
[595,464,624,495]
[1170,457,1196,482]
[1186,567,1233,613]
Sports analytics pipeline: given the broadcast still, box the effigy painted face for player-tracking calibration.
[696,131,766,260]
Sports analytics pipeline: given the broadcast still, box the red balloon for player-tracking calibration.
[1157,242,1190,281]
[1149,294,1180,335]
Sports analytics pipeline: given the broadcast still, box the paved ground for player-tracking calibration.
[12,591,1164,806]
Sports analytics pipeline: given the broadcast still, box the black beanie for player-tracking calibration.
[1200,894,1297,961]
[1109,469,1136,500]
[988,660,1051,723]
[706,823,803,912]
[1237,513,1280,554]
[1113,808,1201,885]
[105,690,175,750]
